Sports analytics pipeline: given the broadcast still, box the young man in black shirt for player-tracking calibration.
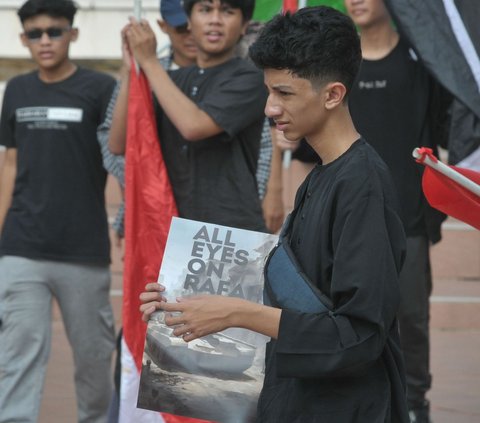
[109,0,266,232]
[0,1,116,422]
[140,6,410,422]
[345,1,450,421]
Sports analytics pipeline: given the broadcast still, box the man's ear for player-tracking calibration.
[70,27,79,42]
[324,82,347,110]
[20,32,29,48]
[157,18,168,34]
[241,20,249,37]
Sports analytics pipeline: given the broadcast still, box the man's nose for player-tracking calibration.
[265,96,281,119]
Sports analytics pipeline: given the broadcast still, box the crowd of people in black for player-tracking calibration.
[0,1,456,422]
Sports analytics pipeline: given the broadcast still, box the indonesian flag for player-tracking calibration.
[119,64,179,422]
[119,64,215,422]
[414,147,480,230]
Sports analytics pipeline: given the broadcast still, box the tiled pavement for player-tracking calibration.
[0,151,478,422]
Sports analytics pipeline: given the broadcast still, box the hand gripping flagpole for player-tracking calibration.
[413,147,480,197]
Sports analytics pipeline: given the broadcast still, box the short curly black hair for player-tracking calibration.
[183,0,255,22]
[18,0,78,25]
[249,6,361,95]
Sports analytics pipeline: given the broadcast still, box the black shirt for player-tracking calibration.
[156,58,267,232]
[349,39,439,239]
[259,140,409,423]
[0,68,115,263]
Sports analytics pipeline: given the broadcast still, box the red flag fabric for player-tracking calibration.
[123,66,178,373]
[283,0,298,13]
[120,65,214,423]
[416,148,480,230]
[120,65,178,422]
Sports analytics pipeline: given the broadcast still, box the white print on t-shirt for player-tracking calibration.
[358,80,387,89]
[16,107,83,123]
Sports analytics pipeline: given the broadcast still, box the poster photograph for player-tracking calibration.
[137,217,278,422]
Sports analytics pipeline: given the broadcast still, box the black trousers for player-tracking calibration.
[397,235,432,408]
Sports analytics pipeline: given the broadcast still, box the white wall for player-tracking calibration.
[0,0,170,59]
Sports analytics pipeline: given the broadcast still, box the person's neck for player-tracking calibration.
[359,21,399,60]
[38,61,77,83]
[196,48,235,69]
[308,110,360,165]
[172,52,195,69]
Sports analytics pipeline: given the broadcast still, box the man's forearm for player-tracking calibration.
[141,58,222,142]
[108,68,130,155]
[233,300,282,340]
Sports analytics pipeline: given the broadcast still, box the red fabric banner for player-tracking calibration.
[123,65,178,373]
[283,0,298,13]
[422,164,480,230]
[122,66,213,422]
[416,148,480,230]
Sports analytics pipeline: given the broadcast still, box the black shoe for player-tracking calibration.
[408,400,432,423]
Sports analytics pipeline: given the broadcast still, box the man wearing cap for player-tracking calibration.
[158,0,198,70]
[109,0,267,232]
[109,0,282,234]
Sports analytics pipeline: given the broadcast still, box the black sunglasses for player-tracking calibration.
[24,27,71,42]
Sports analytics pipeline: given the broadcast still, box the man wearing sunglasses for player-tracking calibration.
[0,1,117,422]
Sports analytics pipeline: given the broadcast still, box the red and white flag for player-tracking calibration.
[119,63,215,422]
[119,63,178,423]
[414,147,480,230]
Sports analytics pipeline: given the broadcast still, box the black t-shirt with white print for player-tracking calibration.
[349,39,435,238]
[0,67,115,263]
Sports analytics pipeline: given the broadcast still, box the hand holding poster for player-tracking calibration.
[137,218,278,422]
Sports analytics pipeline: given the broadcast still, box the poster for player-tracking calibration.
[137,217,278,422]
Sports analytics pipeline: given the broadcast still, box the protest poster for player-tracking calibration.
[137,217,278,422]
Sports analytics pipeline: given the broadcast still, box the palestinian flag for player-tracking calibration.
[385,0,480,167]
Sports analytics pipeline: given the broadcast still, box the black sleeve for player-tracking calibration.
[275,179,405,379]
[197,65,267,138]
[428,76,453,150]
[0,80,16,148]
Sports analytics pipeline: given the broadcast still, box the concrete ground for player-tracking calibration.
[0,153,478,423]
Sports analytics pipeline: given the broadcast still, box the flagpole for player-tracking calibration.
[299,0,308,8]
[133,0,142,73]
[133,0,142,20]
[413,148,480,196]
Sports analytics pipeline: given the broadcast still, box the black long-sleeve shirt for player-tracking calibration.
[258,139,410,423]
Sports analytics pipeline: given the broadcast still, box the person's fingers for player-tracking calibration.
[139,291,163,304]
[139,301,160,313]
[164,311,186,327]
[145,282,165,292]
[181,332,198,342]
[171,322,191,337]
[140,303,159,322]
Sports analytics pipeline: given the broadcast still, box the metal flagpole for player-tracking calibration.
[413,148,480,196]
[134,0,142,20]
[298,0,308,8]
[133,0,142,73]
